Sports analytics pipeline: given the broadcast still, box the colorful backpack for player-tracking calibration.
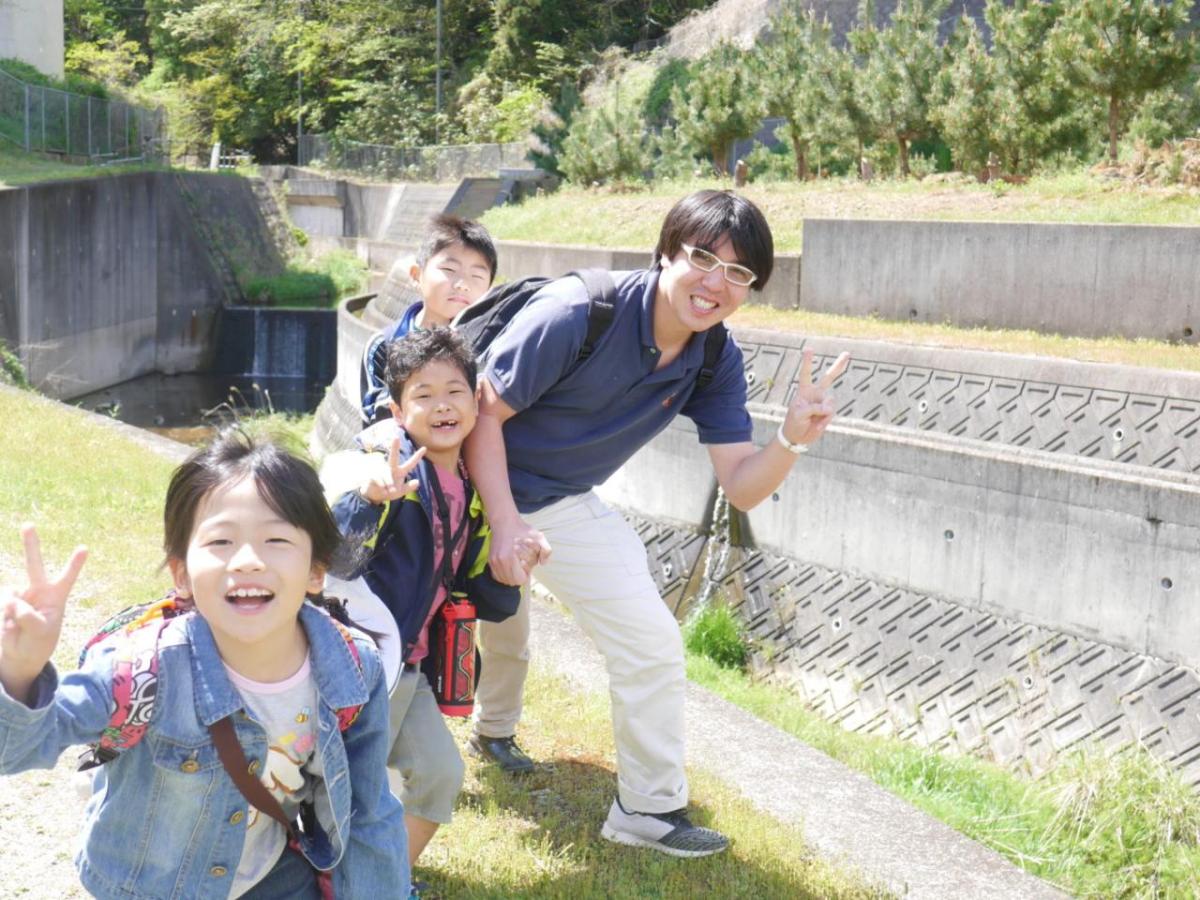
[77,592,365,770]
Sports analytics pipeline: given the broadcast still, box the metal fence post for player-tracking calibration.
[23,83,30,151]
[65,92,71,156]
[40,87,45,151]
[87,96,93,159]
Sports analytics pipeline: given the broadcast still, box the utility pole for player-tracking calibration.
[435,0,443,145]
[297,70,303,163]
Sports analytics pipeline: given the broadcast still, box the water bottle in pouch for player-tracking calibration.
[430,595,477,716]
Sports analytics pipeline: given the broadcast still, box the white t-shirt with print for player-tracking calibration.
[225,656,324,899]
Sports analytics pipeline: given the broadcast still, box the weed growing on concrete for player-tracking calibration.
[244,250,366,308]
[1043,749,1200,896]
[684,602,750,670]
[0,341,30,390]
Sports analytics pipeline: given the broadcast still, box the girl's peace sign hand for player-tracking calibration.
[0,525,87,703]
[360,439,427,505]
[781,349,851,447]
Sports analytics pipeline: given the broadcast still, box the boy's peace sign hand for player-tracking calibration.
[781,349,851,447]
[360,439,426,505]
[0,525,87,703]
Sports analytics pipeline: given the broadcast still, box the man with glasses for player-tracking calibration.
[464,189,849,856]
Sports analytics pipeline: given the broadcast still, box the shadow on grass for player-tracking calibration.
[422,754,887,899]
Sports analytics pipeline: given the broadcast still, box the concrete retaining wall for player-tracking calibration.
[0,172,281,398]
[0,1,65,78]
[493,240,803,311]
[802,218,1200,342]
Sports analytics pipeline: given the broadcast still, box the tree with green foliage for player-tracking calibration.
[861,0,947,176]
[829,0,882,177]
[929,15,996,175]
[753,3,843,180]
[671,42,761,176]
[1048,0,1195,164]
[986,0,1094,173]
[559,97,653,185]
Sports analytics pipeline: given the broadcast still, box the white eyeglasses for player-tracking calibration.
[680,243,757,287]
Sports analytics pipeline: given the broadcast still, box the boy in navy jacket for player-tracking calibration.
[329,327,519,874]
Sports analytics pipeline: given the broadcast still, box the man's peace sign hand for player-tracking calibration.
[360,439,427,505]
[781,349,851,447]
[0,525,87,703]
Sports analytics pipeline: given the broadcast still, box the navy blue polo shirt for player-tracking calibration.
[481,268,752,513]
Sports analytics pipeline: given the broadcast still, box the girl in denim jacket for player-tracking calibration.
[0,432,408,899]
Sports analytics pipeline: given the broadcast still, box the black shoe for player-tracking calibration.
[468,734,535,775]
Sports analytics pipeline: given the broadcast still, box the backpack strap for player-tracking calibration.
[697,323,728,390]
[328,618,365,732]
[567,269,616,363]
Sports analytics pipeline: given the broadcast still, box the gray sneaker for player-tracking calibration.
[600,797,729,858]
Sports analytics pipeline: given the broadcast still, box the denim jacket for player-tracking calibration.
[0,602,408,899]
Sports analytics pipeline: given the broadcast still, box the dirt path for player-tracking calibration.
[1,557,99,899]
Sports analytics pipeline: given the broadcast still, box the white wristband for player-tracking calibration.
[776,424,808,455]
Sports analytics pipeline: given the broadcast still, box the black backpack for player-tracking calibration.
[452,269,727,388]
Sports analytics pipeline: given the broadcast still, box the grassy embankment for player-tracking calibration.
[0,388,881,899]
[0,140,159,187]
[481,175,1200,373]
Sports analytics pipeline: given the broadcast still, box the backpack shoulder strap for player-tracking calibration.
[328,618,366,732]
[567,269,616,362]
[697,323,728,390]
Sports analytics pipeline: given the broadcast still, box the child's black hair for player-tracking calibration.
[385,326,478,405]
[415,213,499,283]
[163,428,346,584]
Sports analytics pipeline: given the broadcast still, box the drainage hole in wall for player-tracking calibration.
[1112,427,1125,442]
[944,529,955,541]
[1184,326,1195,339]
[746,371,756,385]
[1162,576,1174,590]
[662,562,673,579]
[1022,675,1035,690]
[831,617,843,632]
[771,492,781,502]
[909,308,919,319]
[918,400,929,413]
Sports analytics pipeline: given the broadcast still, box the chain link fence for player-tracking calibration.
[0,68,166,162]
[300,134,529,182]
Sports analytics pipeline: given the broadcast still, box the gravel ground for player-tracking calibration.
[1,557,98,899]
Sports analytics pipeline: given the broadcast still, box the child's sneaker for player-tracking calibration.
[600,797,729,857]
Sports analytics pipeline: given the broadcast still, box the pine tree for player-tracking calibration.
[929,15,996,175]
[830,0,882,177]
[861,0,949,176]
[671,42,761,176]
[753,2,843,180]
[1049,0,1195,164]
[986,0,1093,173]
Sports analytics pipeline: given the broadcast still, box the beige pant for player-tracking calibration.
[475,491,688,814]
[386,669,465,823]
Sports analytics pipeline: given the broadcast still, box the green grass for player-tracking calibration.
[732,306,1200,373]
[0,141,159,187]
[244,250,367,308]
[479,173,1200,255]
[686,654,1200,897]
[0,389,880,898]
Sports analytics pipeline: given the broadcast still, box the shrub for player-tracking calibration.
[683,602,749,670]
